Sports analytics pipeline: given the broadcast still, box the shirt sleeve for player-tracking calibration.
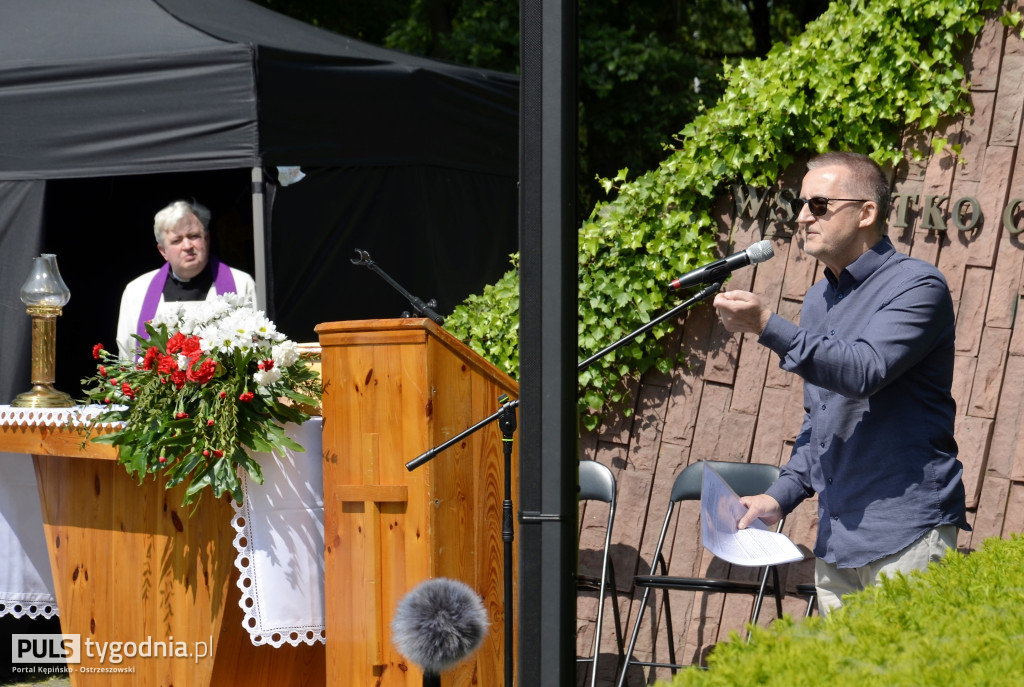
[757,273,952,400]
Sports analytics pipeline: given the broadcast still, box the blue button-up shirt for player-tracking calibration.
[759,237,968,568]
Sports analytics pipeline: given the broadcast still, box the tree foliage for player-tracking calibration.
[444,0,1001,429]
[384,0,822,213]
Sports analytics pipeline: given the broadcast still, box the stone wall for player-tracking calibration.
[576,9,1024,686]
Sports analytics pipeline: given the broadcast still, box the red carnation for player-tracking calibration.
[239,391,255,402]
[158,456,167,464]
[142,346,160,371]
[175,411,189,419]
[202,449,210,457]
[157,355,178,375]
[219,391,227,399]
[166,332,187,354]
[99,365,107,377]
[213,449,224,458]
[170,370,186,389]
[181,336,203,361]
[207,419,215,427]
[92,343,105,359]
[121,382,135,400]
[186,358,217,385]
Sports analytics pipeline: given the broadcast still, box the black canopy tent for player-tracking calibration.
[0,0,518,401]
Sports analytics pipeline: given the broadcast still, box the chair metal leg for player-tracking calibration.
[607,564,625,668]
[616,584,654,687]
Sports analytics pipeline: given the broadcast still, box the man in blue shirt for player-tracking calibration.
[713,151,969,613]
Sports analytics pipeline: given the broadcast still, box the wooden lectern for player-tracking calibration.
[316,318,518,686]
[0,423,325,686]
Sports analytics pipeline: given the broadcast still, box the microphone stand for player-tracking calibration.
[404,280,723,685]
[351,249,445,325]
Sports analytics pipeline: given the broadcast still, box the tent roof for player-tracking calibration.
[0,0,517,180]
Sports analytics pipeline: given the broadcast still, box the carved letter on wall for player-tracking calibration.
[769,188,798,222]
[952,196,982,232]
[1004,198,1024,235]
[921,195,950,231]
[734,185,770,219]
[890,192,916,229]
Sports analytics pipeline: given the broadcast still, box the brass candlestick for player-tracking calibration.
[11,254,74,408]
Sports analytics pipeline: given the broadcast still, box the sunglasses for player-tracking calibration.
[792,196,871,217]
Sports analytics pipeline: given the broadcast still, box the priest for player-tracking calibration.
[116,199,256,358]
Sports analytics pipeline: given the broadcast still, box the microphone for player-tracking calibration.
[391,577,490,685]
[668,240,774,290]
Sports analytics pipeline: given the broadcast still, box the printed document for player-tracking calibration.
[700,463,804,566]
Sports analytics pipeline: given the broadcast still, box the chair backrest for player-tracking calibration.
[579,459,616,504]
[670,460,779,504]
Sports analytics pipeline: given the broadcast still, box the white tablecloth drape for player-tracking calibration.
[0,406,327,649]
[0,452,57,619]
[231,418,326,647]
[0,405,112,619]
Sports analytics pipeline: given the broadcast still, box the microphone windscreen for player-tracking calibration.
[391,577,490,674]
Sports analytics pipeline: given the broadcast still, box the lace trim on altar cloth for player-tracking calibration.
[0,404,124,428]
[0,597,58,620]
[230,419,326,648]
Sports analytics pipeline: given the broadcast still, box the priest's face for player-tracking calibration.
[157,212,210,280]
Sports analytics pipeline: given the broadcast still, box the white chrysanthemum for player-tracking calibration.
[150,294,299,359]
[272,340,300,368]
[253,367,283,386]
[150,303,187,330]
[176,353,190,370]
[199,322,240,355]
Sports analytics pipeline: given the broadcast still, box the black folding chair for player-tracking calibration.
[577,460,624,687]
[617,460,791,685]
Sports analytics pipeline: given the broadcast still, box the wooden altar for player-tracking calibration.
[0,422,325,687]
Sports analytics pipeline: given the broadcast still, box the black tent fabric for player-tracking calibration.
[0,0,517,179]
[0,0,518,399]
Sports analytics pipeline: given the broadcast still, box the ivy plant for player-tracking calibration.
[444,0,1003,430]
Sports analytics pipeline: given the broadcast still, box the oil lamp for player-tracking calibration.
[11,253,74,407]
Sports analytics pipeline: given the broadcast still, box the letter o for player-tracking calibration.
[952,197,981,232]
[1004,198,1024,234]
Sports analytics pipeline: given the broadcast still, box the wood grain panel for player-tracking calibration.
[318,318,518,687]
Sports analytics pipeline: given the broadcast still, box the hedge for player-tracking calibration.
[665,535,1024,686]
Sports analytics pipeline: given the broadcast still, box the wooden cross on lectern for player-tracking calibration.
[334,433,409,667]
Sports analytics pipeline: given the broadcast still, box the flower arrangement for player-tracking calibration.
[82,293,321,506]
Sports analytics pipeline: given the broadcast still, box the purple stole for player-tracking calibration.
[135,257,237,339]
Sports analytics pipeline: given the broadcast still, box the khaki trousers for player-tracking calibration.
[814,524,958,614]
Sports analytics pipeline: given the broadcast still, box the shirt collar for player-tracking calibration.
[824,236,894,288]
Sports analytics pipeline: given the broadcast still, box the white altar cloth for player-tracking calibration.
[0,452,57,619]
[0,406,327,649]
[0,405,115,619]
[231,418,326,646]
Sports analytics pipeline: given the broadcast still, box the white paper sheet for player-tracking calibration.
[700,463,804,566]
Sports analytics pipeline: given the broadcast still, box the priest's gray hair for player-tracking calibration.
[153,199,212,245]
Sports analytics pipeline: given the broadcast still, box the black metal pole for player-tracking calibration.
[518,0,578,682]
[498,397,517,687]
[577,281,724,372]
[350,249,445,324]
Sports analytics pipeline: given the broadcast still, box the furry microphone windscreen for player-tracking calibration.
[391,577,490,674]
